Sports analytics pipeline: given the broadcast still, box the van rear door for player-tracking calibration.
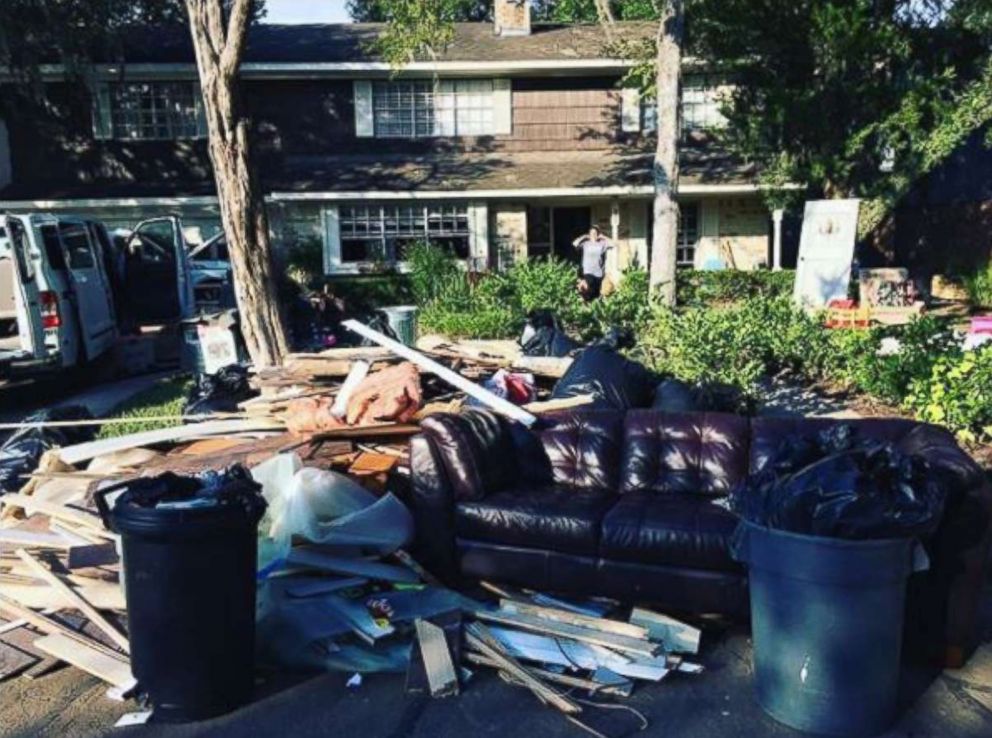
[56,218,116,360]
[126,216,195,323]
[3,215,46,359]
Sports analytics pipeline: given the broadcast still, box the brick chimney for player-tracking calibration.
[494,0,531,37]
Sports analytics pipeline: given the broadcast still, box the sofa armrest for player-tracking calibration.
[900,424,992,666]
[419,411,516,501]
[409,434,460,583]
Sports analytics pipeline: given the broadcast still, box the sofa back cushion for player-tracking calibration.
[538,410,624,495]
[420,410,516,501]
[620,410,750,497]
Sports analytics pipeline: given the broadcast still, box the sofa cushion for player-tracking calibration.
[538,411,624,493]
[620,410,749,497]
[600,492,742,572]
[455,485,614,557]
[420,410,516,501]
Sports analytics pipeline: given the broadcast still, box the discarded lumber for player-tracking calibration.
[58,418,285,465]
[33,633,131,688]
[465,622,581,715]
[463,652,631,696]
[473,609,661,658]
[415,618,459,697]
[14,549,129,654]
[0,495,104,533]
[0,594,124,663]
[498,599,649,640]
[342,320,537,427]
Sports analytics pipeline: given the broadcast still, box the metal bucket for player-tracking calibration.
[379,305,419,346]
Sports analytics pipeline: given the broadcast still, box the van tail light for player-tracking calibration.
[40,291,61,329]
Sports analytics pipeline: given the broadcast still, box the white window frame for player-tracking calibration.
[370,79,497,138]
[93,80,207,141]
[323,202,488,274]
[681,75,727,135]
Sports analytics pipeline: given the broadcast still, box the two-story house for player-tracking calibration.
[0,1,783,281]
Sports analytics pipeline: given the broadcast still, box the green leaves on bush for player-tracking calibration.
[676,269,796,307]
[906,345,992,443]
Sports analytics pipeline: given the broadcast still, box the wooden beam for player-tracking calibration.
[33,634,131,688]
[15,550,129,653]
[0,593,125,662]
[464,622,581,715]
[0,495,104,532]
[473,609,660,658]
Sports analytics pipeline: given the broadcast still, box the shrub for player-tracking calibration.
[636,295,828,398]
[906,344,992,443]
[507,256,585,327]
[576,268,652,341]
[406,240,461,305]
[827,316,959,404]
[962,265,992,308]
[284,235,325,288]
[676,269,795,307]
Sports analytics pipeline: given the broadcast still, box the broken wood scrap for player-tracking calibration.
[0,495,104,533]
[14,549,129,653]
[0,594,125,663]
[463,652,632,696]
[414,616,460,697]
[0,577,124,611]
[465,622,581,715]
[497,600,649,641]
[523,394,595,414]
[33,633,131,688]
[473,609,661,658]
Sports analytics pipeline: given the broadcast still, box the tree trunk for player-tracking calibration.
[185,0,288,368]
[648,0,684,306]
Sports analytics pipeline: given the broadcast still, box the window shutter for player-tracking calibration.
[323,206,342,274]
[354,81,374,138]
[194,82,209,138]
[91,82,114,140]
[621,88,641,132]
[492,79,512,135]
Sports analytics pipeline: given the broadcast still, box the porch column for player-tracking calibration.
[772,208,784,271]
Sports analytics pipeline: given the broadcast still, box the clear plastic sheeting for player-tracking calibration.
[252,454,414,574]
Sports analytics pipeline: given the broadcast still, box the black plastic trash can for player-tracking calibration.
[96,471,266,723]
[733,521,922,737]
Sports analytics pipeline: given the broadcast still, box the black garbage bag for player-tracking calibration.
[653,379,748,414]
[587,326,636,352]
[731,426,947,540]
[520,310,581,358]
[0,406,95,493]
[551,346,657,410]
[183,364,256,418]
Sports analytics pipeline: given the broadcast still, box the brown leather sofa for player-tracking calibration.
[408,409,992,666]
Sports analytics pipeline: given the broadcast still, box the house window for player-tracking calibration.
[641,97,658,133]
[338,203,471,263]
[109,82,202,140]
[372,80,495,138]
[677,202,700,267]
[681,75,726,134]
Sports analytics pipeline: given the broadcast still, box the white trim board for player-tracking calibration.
[0,183,801,211]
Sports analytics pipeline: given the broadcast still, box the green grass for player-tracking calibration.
[95,376,193,439]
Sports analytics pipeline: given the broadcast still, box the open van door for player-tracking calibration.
[3,215,46,360]
[55,218,117,360]
[125,216,195,324]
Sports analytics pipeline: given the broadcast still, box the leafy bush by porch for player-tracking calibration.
[675,269,796,307]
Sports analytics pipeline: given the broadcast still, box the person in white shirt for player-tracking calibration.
[572,226,612,300]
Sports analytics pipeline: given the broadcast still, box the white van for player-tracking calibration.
[1,214,120,374]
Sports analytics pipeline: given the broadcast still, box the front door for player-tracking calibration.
[552,207,592,266]
[3,215,45,359]
[56,219,116,359]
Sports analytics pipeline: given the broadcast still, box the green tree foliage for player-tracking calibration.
[688,0,992,204]
[348,0,490,22]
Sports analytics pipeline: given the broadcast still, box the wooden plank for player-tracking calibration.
[15,550,129,653]
[0,594,124,663]
[33,634,131,687]
[464,622,581,715]
[523,394,594,414]
[0,495,104,532]
[464,652,632,696]
[473,609,660,658]
[415,618,459,697]
[58,418,285,465]
[629,608,701,655]
[1,580,124,612]
[498,600,649,641]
